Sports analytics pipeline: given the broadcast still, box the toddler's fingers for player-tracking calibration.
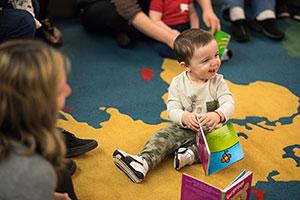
[199,116,209,126]
[198,115,207,123]
[189,120,199,130]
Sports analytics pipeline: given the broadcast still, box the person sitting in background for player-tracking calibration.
[0,2,97,195]
[148,0,234,61]
[0,39,71,200]
[148,0,200,58]
[78,0,220,49]
[0,0,98,162]
[222,0,285,42]
[8,0,64,45]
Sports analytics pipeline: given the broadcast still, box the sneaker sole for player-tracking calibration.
[112,151,143,183]
[66,140,98,158]
[174,151,180,170]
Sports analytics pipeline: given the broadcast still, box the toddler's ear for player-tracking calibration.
[179,61,187,68]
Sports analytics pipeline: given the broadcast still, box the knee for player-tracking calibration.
[80,1,118,33]
[0,9,35,41]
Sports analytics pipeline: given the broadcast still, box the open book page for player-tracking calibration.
[226,170,246,187]
[181,174,222,200]
[181,171,253,200]
[197,126,210,175]
[223,171,253,200]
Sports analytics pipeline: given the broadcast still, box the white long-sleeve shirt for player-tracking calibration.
[167,71,235,126]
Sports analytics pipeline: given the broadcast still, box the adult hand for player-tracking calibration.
[202,10,221,35]
[53,192,71,200]
[182,112,200,132]
[170,29,181,36]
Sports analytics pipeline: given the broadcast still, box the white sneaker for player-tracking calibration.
[174,147,195,170]
[113,149,149,183]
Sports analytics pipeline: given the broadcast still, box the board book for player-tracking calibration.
[197,123,244,175]
[213,30,231,58]
[181,170,253,200]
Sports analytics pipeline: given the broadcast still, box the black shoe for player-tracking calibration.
[63,130,98,158]
[251,19,285,40]
[231,19,251,42]
[66,159,77,176]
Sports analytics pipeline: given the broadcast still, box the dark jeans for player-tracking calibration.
[80,0,134,35]
[80,0,150,41]
[150,23,190,59]
[0,8,36,43]
[56,169,78,200]
[0,0,40,43]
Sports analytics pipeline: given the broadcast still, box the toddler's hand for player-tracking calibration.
[182,112,200,132]
[198,112,220,132]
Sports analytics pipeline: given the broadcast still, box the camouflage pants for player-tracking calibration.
[138,123,200,169]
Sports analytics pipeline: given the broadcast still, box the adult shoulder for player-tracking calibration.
[0,145,57,200]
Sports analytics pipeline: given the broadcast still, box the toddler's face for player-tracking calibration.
[57,69,72,110]
[187,40,221,82]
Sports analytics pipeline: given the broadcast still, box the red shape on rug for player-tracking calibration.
[251,189,267,200]
[63,106,73,111]
[140,67,154,81]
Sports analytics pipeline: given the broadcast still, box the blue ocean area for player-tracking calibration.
[250,171,300,200]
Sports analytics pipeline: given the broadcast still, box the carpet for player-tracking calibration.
[56,10,300,200]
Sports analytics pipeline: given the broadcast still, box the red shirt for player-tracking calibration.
[150,0,191,26]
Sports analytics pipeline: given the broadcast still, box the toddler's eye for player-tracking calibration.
[215,53,219,58]
[201,59,209,63]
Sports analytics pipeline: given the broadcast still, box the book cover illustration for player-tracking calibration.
[181,170,253,200]
[197,123,244,176]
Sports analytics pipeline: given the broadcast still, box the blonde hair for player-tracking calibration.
[174,28,215,65]
[0,39,69,176]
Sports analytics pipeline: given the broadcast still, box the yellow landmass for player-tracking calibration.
[295,147,300,159]
[57,58,300,200]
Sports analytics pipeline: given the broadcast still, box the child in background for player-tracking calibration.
[149,0,199,58]
[0,40,72,200]
[149,0,232,61]
[112,29,235,183]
